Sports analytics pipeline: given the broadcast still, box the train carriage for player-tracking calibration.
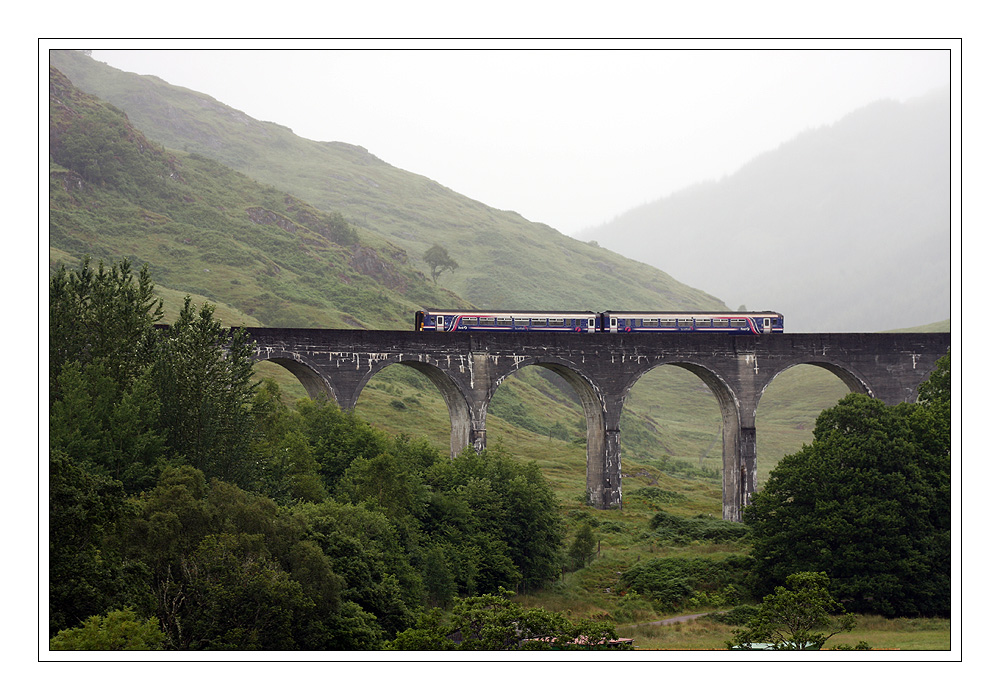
[601,311,782,334]
[415,309,783,334]
[415,310,600,333]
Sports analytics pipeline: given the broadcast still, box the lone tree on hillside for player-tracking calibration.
[423,244,458,284]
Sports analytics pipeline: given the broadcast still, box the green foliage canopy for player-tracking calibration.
[49,608,166,651]
[728,571,858,651]
[744,352,951,617]
[422,243,458,284]
[47,258,575,650]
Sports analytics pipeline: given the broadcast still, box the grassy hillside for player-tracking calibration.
[50,49,724,314]
[49,67,467,330]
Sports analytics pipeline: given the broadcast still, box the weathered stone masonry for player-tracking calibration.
[244,328,950,521]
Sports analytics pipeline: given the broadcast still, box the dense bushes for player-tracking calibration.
[48,258,567,650]
[744,353,951,618]
[649,512,747,544]
[618,556,754,612]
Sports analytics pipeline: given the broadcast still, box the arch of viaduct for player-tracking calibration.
[244,328,950,521]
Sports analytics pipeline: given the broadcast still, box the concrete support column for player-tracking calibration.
[737,426,757,516]
[467,351,493,455]
[587,394,623,510]
[469,412,487,454]
[598,428,623,509]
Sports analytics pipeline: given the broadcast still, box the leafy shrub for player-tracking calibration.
[613,591,656,623]
[649,512,748,544]
[633,486,686,505]
[50,608,166,651]
[619,556,753,612]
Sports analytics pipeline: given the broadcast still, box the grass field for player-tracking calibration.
[617,613,951,651]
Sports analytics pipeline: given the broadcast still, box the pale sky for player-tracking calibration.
[89,42,952,236]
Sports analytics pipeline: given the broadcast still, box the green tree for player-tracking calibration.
[48,451,150,637]
[449,448,563,591]
[297,398,390,490]
[422,243,458,284]
[49,257,168,491]
[182,532,315,650]
[385,608,458,651]
[50,608,166,651]
[49,256,163,403]
[423,546,458,608]
[567,522,597,571]
[728,571,858,650]
[152,297,259,487]
[744,353,950,617]
[50,361,165,491]
[248,380,327,504]
[292,500,422,639]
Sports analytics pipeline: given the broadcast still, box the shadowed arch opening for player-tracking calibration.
[622,361,743,520]
[350,360,473,458]
[754,359,872,484]
[755,364,852,484]
[487,361,609,507]
[399,361,473,457]
[253,355,335,402]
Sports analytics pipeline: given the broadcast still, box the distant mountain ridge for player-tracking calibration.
[579,90,951,332]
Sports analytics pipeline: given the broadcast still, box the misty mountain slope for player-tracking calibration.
[50,49,724,314]
[579,91,950,331]
[49,65,464,329]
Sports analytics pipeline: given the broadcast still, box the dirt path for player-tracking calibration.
[637,612,712,627]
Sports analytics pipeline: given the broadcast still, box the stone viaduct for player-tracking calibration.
[243,328,950,521]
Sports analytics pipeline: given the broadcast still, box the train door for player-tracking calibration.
[436,315,446,331]
[587,317,596,333]
[762,317,772,333]
[609,316,619,333]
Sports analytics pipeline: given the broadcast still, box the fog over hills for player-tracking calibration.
[579,90,950,332]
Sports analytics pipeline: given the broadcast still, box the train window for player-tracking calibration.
[642,318,659,327]
[549,318,565,327]
[713,319,728,327]
[531,318,547,326]
[696,319,711,327]
[497,317,511,326]
[479,317,495,326]
[514,318,529,326]
[732,318,746,327]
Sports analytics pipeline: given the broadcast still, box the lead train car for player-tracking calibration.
[415,310,783,334]
[600,311,782,334]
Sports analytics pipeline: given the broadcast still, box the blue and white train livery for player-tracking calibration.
[415,310,783,334]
